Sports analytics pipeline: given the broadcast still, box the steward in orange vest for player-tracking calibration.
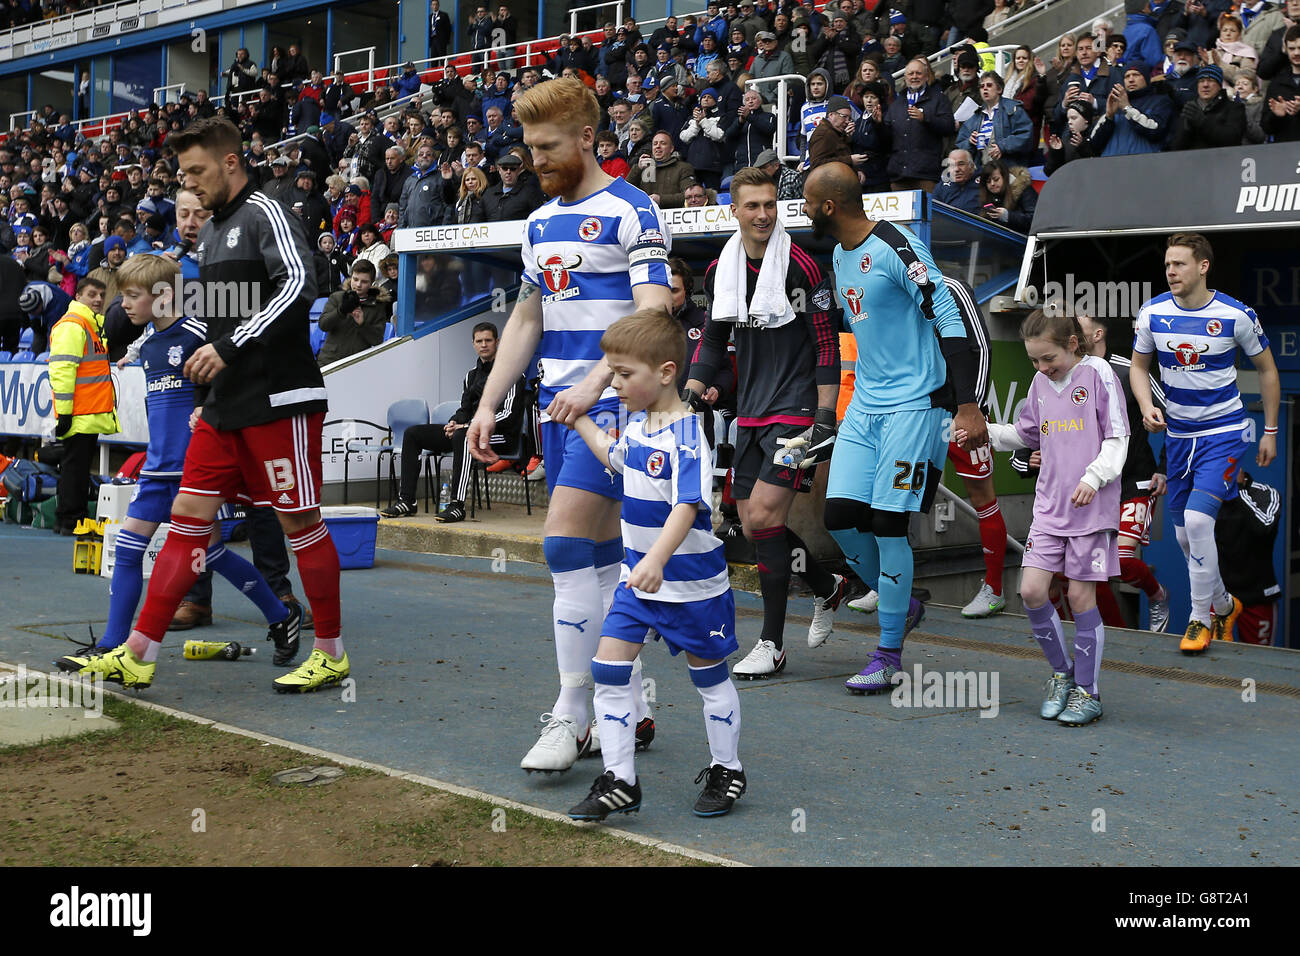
[46,277,117,533]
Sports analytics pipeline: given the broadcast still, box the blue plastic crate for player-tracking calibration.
[320,506,380,569]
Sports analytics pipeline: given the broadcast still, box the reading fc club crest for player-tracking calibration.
[578,217,602,241]
[859,253,872,273]
[646,450,666,477]
[1206,319,1223,336]
[167,345,184,367]
[1071,386,1088,405]
[840,286,865,317]
[1169,341,1210,370]
[688,327,702,340]
[540,254,582,293]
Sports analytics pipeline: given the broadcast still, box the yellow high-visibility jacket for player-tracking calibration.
[48,301,120,438]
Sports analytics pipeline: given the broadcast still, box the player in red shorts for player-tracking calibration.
[68,116,348,693]
[941,277,1007,618]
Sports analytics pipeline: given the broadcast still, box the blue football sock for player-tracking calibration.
[875,535,914,651]
[828,526,880,591]
[207,543,288,624]
[102,529,150,649]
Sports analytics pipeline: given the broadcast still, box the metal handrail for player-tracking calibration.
[743,73,805,164]
[263,88,425,155]
[152,83,185,104]
[984,0,1076,40]
[568,1,625,35]
[333,46,377,93]
[891,1,1123,84]
[0,0,196,53]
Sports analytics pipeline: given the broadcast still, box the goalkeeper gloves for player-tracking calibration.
[773,407,837,470]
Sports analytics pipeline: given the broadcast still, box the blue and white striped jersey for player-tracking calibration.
[139,317,206,479]
[607,413,729,604]
[1133,291,1269,438]
[521,178,671,420]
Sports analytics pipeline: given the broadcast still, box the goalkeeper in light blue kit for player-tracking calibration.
[56,254,299,674]
[802,163,989,693]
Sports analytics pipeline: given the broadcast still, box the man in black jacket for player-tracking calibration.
[885,57,956,189]
[1171,64,1246,148]
[481,153,545,221]
[66,116,348,696]
[372,146,413,210]
[380,321,526,523]
[1262,26,1300,141]
[430,0,453,57]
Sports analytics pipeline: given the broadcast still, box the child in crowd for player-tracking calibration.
[565,308,746,819]
[958,309,1129,727]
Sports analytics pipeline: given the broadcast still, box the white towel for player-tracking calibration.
[711,218,796,328]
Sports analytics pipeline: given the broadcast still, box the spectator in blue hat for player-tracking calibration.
[391,62,423,101]
[1172,63,1247,147]
[1090,59,1178,155]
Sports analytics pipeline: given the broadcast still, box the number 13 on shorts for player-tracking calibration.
[264,457,296,491]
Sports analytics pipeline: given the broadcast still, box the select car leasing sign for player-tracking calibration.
[392,190,921,253]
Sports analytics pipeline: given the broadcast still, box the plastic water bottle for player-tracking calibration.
[439,482,450,508]
[183,640,255,661]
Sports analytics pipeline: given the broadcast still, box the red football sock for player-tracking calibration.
[133,516,213,642]
[288,520,343,648]
[1118,546,1162,598]
[976,501,1007,596]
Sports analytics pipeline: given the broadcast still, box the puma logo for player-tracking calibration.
[1190,554,1204,567]
[709,627,727,640]
[603,712,630,727]
[880,571,901,585]
[558,618,588,632]
[709,710,735,726]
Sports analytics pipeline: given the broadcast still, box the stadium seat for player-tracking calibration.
[309,322,326,355]
[343,398,429,508]
[308,296,328,320]
[12,350,34,362]
[0,351,12,363]
[383,321,396,341]
[17,327,32,350]
[34,351,49,362]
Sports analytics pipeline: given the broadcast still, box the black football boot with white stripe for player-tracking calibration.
[568,771,642,821]
[693,764,747,817]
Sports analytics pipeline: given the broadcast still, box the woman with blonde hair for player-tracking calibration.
[1003,44,1045,152]
[456,166,490,224]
